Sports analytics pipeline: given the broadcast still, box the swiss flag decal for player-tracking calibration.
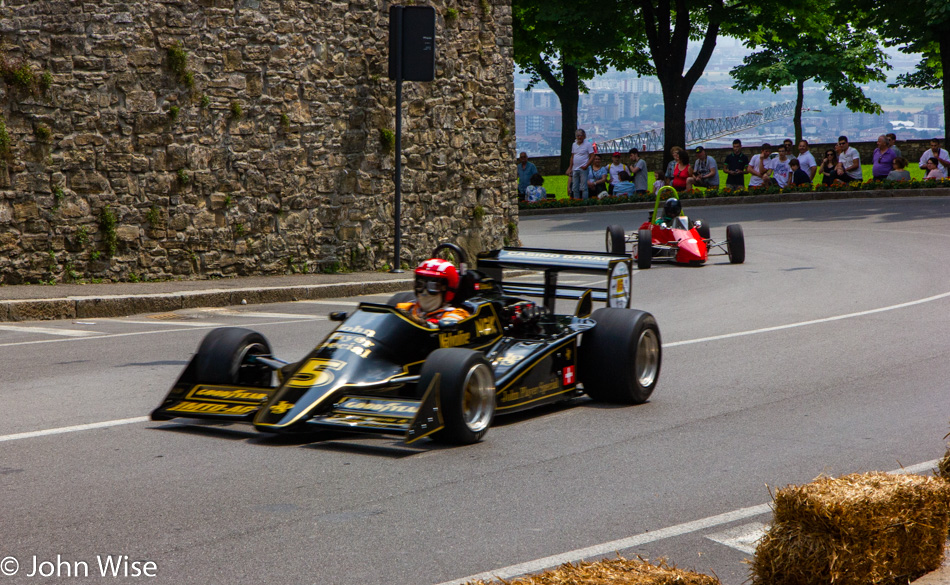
[562,365,575,386]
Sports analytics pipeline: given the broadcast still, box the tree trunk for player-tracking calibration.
[941,36,950,146]
[662,86,687,168]
[794,78,804,144]
[555,64,580,173]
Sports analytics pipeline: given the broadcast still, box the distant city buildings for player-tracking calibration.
[515,42,945,157]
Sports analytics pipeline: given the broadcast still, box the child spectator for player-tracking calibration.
[524,173,547,202]
[789,159,811,186]
[612,171,636,197]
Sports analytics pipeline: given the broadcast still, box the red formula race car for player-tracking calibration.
[606,186,745,269]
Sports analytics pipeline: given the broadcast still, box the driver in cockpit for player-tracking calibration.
[396,258,471,328]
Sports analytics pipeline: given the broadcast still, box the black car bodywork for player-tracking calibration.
[151,245,662,444]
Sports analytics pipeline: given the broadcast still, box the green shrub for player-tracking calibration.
[379,128,395,152]
[146,205,162,227]
[167,106,179,121]
[34,123,51,142]
[445,7,459,22]
[177,169,190,185]
[99,206,118,256]
[230,101,243,119]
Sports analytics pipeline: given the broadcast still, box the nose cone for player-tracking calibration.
[676,234,707,263]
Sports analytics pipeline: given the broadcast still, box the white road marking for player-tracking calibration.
[206,309,326,320]
[665,290,950,347]
[117,320,227,328]
[0,324,97,337]
[705,521,767,554]
[0,417,150,443]
[436,459,940,585]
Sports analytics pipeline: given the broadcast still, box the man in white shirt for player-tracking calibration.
[918,139,950,179]
[747,143,775,188]
[837,135,862,182]
[796,140,817,182]
[566,128,595,199]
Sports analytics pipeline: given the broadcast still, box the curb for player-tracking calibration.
[0,278,414,322]
[518,187,950,216]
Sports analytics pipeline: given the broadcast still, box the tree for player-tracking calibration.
[513,0,650,171]
[731,18,889,144]
[631,0,728,166]
[852,0,950,143]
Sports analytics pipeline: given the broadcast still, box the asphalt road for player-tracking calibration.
[1,197,949,585]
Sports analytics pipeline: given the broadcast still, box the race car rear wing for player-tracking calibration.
[476,247,632,312]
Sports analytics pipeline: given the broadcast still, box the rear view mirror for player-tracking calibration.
[329,311,348,322]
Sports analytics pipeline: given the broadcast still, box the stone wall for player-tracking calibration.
[0,0,516,284]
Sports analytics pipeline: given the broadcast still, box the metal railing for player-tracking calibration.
[596,101,800,152]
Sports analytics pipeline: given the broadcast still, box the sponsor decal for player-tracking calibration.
[336,397,419,418]
[269,401,295,415]
[165,401,257,415]
[505,251,611,263]
[500,378,560,404]
[439,330,471,348]
[337,325,376,338]
[316,334,375,358]
[608,261,631,309]
[493,353,526,367]
[562,365,576,386]
[475,316,498,337]
[186,385,270,404]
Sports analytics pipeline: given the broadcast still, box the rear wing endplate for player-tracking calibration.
[476,247,632,312]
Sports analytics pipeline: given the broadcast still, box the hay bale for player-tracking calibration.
[937,448,950,482]
[466,556,719,585]
[752,472,950,585]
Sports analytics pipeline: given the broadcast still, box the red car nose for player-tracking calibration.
[675,233,707,263]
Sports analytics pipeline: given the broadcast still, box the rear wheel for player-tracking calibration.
[606,225,626,255]
[579,308,661,404]
[727,224,745,264]
[637,228,653,269]
[695,219,711,240]
[194,327,274,387]
[418,348,496,444]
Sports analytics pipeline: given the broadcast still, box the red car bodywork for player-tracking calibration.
[637,218,708,265]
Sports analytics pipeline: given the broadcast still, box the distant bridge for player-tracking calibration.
[597,100,806,152]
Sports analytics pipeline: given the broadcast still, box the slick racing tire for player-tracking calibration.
[579,308,661,404]
[726,224,745,264]
[695,218,711,241]
[606,225,626,255]
[637,228,653,269]
[194,327,274,387]
[386,291,416,306]
[418,348,496,445]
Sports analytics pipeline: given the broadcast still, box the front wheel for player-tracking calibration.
[418,348,496,444]
[727,224,745,264]
[579,308,661,404]
[193,327,274,387]
[637,228,653,269]
[606,225,626,255]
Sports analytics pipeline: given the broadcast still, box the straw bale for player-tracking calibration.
[752,472,950,585]
[466,556,719,585]
[937,449,950,482]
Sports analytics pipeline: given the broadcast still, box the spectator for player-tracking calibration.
[670,149,692,193]
[748,143,774,188]
[772,144,792,188]
[653,146,683,194]
[796,140,817,182]
[723,139,748,191]
[783,139,794,156]
[566,128,595,199]
[918,139,950,179]
[837,136,862,182]
[871,134,897,182]
[524,173,546,202]
[886,157,911,182]
[587,154,608,198]
[628,148,648,195]
[612,170,636,196]
[789,158,811,186]
[924,157,944,180]
[819,149,845,186]
[688,146,719,191]
[516,152,538,200]
[886,133,901,158]
[605,152,628,195]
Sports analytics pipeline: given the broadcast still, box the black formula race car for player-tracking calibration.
[151,244,661,445]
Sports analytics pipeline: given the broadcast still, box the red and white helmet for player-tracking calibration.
[415,258,459,302]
